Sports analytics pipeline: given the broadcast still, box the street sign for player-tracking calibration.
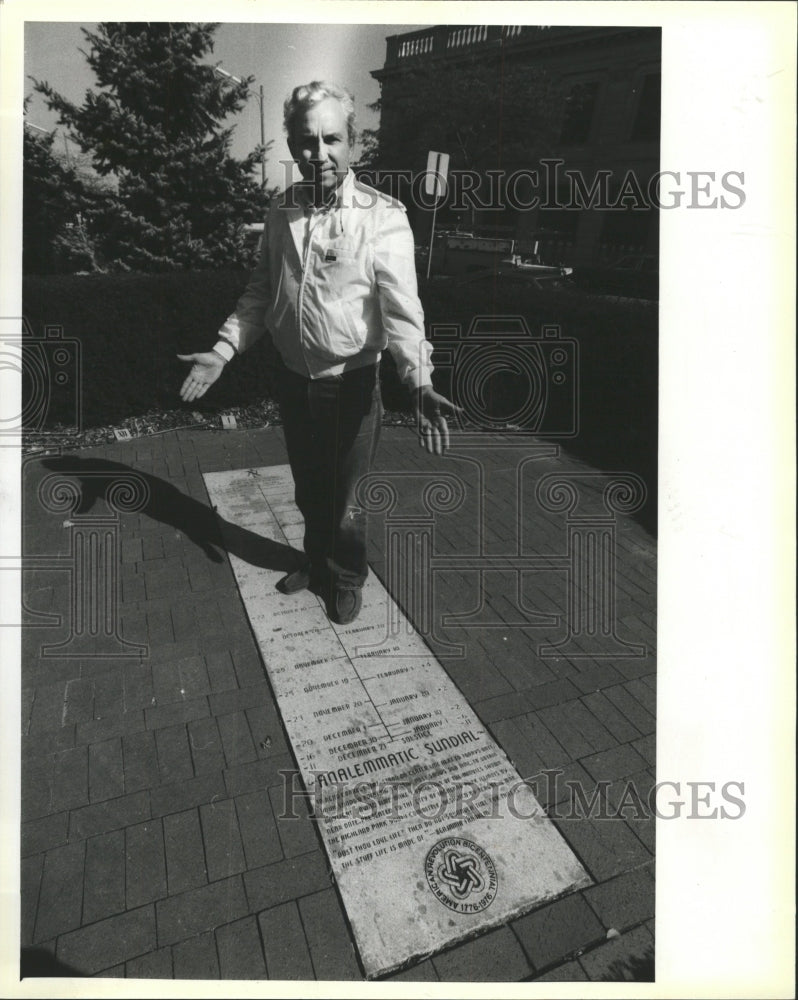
[425,150,450,198]
[425,151,450,278]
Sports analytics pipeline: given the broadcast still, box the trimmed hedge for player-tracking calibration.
[419,279,659,533]
[22,270,657,528]
[23,270,261,428]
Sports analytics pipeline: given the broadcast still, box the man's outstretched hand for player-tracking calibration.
[177,351,226,403]
[414,385,465,456]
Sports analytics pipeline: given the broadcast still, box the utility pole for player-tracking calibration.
[216,65,266,189]
[257,84,265,188]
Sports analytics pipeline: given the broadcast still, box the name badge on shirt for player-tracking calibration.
[324,249,337,262]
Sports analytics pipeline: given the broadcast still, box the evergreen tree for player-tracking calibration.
[32,22,274,271]
[22,115,109,274]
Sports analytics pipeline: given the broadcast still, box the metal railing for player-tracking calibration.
[385,25,555,67]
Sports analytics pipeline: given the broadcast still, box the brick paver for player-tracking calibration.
[243,851,331,914]
[200,798,248,881]
[122,730,159,793]
[20,854,43,947]
[69,790,150,842]
[163,809,207,894]
[234,790,284,870]
[150,772,226,818]
[19,424,656,983]
[156,876,248,947]
[126,820,168,909]
[57,906,156,974]
[298,888,362,980]
[21,811,69,858]
[172,931,220,979]
[33,841,85,943]
[432,925,533,981]
[222,752,294,798]
[187,716,226,774]
[216,915,268,979]
[258,902,315,980]
[82,831,125,924]
[578,924,654,981]
[51,745,89,813]
[511,890,605,972]
[125,946,173,979]
[584,864,655,931]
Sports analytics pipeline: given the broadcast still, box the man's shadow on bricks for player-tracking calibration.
[39,456,302,575]
[21,946,85,978]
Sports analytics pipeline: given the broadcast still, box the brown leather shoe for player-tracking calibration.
[329,586,362,625]
[276,564,311,594]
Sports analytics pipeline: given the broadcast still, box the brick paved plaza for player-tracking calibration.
[19,424,656,982]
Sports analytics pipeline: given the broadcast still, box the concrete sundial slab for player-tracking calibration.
[203,465,590,979]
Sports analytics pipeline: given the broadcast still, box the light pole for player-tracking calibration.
[216,65,266,189]
[25,121,73,167]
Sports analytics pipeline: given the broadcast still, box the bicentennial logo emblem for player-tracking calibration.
[424,837,498,913]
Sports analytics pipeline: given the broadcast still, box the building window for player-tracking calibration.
[631,73,661,142]
[599,205,657,253]
[559,80,600,145]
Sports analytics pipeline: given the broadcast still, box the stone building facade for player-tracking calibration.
[369,25,661,266]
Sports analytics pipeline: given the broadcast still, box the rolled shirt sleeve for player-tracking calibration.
[373,206,433,389]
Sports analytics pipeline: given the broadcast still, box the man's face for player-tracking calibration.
[289,96,351,202]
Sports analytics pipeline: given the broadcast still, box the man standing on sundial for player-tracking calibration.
[179,80,460,625]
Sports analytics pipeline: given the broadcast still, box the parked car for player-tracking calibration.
[573,253,658,300]
[497,254,574,290]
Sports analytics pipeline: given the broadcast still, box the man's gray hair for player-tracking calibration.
[284,81,356,147]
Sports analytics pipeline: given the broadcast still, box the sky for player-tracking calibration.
[23,21,426,189]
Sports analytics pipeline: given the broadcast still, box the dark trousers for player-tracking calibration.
[275,360,382,589]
